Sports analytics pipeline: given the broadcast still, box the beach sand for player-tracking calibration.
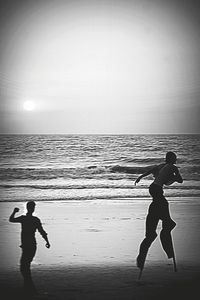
[0,198,200,299]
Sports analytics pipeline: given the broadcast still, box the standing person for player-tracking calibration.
[134,151,183,272]
[9,201,50,295]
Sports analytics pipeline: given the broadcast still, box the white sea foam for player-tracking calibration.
[0,134,199,201]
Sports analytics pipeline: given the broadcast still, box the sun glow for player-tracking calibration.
[1,0,198,134]
[23,101,35,111]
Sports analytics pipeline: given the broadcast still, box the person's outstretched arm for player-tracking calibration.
[9,207,20,222]
[134,166,156,185]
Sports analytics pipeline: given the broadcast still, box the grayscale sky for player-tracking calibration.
[0,0,199,134]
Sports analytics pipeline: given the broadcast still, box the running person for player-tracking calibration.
[134,151,183,270]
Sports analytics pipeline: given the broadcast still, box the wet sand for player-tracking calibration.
[0,198,200,299]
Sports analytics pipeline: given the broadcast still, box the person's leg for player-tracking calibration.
[160,202,176,258]
[137,202,159,269]
[20,245,37,294]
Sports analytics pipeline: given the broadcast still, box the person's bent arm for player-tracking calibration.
[174,167,183,183]
[9,208,20,222]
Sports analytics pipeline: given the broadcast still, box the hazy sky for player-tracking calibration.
[0,0,200,134]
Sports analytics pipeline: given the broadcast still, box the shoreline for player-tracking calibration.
[1,195,200,202]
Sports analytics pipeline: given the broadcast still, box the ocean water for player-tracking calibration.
[0,134,199,202]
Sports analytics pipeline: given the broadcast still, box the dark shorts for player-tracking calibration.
[146,183,175,234]
[149,183,166,202]
[20,244,37,265]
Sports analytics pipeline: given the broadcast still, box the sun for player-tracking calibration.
[23,100,35,111]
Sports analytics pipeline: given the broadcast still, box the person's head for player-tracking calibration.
[26,201,36,213]
[165,151,177,164]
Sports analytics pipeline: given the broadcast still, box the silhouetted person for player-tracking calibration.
[135,151,183,271]
[9,201,50,295]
